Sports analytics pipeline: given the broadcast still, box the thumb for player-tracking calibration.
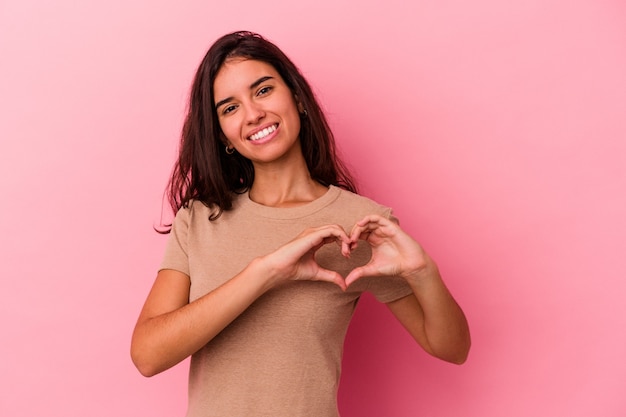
[314,268,347,291]
[344,265,372,287]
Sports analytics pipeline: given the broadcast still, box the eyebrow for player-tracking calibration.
[215,76,275,109]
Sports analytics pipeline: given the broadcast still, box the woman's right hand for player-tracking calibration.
[259,224,352,290]
[131,224,351,377]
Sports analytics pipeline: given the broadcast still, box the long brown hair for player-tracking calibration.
[162,31,357,230]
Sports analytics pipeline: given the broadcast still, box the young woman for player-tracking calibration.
[131,31,470,417]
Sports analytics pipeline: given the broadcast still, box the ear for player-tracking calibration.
[294,94,305,114]
[218,131,229,146]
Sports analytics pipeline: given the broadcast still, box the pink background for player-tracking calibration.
[1,0,625,416]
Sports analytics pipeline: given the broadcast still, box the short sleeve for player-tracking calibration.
[158,206,191,276]
[364,276,413,303]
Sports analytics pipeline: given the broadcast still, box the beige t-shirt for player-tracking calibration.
[161,186,413,417]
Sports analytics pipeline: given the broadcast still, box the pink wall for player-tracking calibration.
[1,1,625,416]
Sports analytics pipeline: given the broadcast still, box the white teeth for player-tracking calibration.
[248,124,277,141]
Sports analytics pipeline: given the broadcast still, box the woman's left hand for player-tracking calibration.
[344,214,433,287]
[346,214,471,364]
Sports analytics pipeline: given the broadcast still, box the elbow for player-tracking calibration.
[130,342,163,378]
[451,333,471,365]
[434,346,470,365]
[130,328,186,377]
[431,335,471,365]
[134,361,160,378]
[445,325,471,365]
[131,352,156,378]
[132,355,162,378]
[448,348,470,365]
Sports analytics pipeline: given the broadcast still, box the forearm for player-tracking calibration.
[132,224,352,377]
[403,263,471,364]
[131,258,272,377]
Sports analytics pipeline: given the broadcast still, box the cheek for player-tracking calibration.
[279,100,301,133]
[292,117,301,138]
[287,107,301,136]
[218,118,239,142]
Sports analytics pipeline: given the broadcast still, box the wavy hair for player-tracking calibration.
[161,31,357,230]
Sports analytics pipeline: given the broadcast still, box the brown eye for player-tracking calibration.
[223,104,237,114]
[257,86,272,96]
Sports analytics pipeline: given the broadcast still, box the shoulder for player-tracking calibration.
[171,199,224,229]
[332,187,393,219]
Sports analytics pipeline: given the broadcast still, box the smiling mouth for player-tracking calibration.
[248,124,278,141]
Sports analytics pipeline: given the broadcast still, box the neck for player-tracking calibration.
[249,157,327,208]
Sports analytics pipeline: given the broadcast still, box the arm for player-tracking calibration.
[345,215,470,364]
[386,268,471,364]
[131,224,351,377]
[131,261,271,377]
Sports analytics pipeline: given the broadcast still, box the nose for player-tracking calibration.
[244,100,265,124]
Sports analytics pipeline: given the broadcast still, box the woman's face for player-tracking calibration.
[213,58,302,167]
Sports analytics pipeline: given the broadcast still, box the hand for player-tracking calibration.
[260,224,352,290]
[345,215,432,287]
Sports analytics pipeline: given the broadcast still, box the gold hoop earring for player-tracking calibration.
[225,145,235,155]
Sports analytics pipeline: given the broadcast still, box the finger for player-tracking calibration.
[314,268,347,291]
[350,214,401,243]
[350,215,385,236]
[349,222,372,244]
[355,214,387,228]
[318,225,351,244]
[319,233,352,258]
[302,226,350,252]
[344,266,369,287]
[346,259,393,286]
[339,239,352,258]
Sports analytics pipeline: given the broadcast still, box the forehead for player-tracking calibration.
[213,58,283,96]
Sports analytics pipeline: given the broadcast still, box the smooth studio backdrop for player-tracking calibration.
[1,1,625,416]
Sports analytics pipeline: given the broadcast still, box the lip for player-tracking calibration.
[246,123,279,144]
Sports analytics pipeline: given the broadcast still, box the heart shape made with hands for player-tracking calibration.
[315,213,427,289]
[299,214,407,289]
